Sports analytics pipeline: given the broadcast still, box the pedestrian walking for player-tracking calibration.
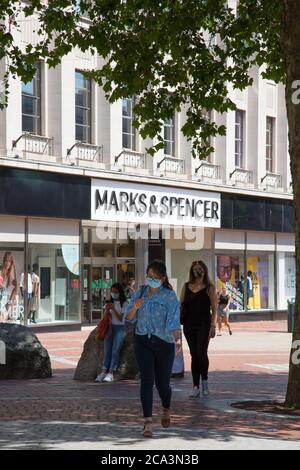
[95,283,128,383]
[125,260,181,438]
[180,260,218,398]
[217,285,232,336]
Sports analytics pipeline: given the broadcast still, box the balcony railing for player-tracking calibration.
[229,168,253,185]
[157,156,185,175]
[195,161,220,181]
[115,150,146,169]
[67,142,104,164]
[261,172,283,190]
[12,132,54,156]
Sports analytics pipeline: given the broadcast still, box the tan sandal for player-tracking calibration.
[161,407,171,428]
[143,418,153,438]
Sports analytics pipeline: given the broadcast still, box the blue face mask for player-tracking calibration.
[146,277,162,289]
[111,293,119,300]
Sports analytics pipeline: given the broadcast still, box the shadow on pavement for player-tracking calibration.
[0,369,299,449]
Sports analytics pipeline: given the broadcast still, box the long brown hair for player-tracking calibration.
[188,260,215,289]
[2,252,14,277]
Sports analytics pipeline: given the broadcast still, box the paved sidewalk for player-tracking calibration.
[0,321,299,450]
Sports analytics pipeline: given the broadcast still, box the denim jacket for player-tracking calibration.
[125,285,181,343]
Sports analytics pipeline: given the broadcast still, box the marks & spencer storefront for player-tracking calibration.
[0,166,295,326]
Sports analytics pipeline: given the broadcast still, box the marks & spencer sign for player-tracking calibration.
[91,179,221,227]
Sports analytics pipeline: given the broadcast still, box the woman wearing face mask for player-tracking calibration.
[125,260,181,438]
[95,283,128,383]
[180,260,218,398]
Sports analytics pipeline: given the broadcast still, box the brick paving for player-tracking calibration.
[0,320,299,449]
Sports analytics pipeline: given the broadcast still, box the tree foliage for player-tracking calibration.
[0,0,284,157]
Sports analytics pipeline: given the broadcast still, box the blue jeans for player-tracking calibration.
[102,324,125,371]
[134,334,175,418]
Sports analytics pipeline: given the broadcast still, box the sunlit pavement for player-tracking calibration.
[0,320,299,450]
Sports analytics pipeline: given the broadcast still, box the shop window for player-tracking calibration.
[247,253,275,310]
[92,243,114,258]
[28,243,80,323]
[277,253,295,310]
[284,254,296,302]
[215,254,245,311]
[117,239,135,257]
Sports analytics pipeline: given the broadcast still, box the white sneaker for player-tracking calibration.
[103,372,114,382]
[189,386,200,398]
[202,380,209,396]
[95,372,107,382]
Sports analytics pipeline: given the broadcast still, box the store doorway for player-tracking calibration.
[83,260,135,323]
[91,265,114,320]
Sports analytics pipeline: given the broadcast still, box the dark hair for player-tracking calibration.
[146,259,173,290]
[110,282,127,307]
[188,260,215,290]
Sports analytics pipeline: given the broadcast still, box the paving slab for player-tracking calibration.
[0,320,299,450]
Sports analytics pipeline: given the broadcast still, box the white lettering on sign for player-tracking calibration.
[91,180,221,228]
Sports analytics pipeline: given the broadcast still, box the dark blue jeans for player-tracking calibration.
[134,334,175,418]
[103,325,125,371]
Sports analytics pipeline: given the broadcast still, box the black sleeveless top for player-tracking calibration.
[219,294,229,306]
[183,284,212,327]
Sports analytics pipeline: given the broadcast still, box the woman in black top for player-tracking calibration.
[217,286,232,336]
[180,260,218,398]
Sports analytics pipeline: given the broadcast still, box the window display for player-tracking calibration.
[247,254,275,310]
[216,254,245,311]
[29,243,80,323]
[0,248,24,323]
[285,255,296,300]
[277,253,296,310]
[215,253,275,311]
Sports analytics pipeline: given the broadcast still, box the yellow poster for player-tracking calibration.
[247,257,261,309]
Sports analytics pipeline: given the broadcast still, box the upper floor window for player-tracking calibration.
[122,98,136,150]
[22,62,41,135]
[235,109,245,168]
[164,115,175,156]
[266,116,275,173]
[75,70,91,143]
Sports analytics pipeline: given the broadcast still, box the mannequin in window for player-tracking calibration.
[30,264,40,324]
[20,265,33,322]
